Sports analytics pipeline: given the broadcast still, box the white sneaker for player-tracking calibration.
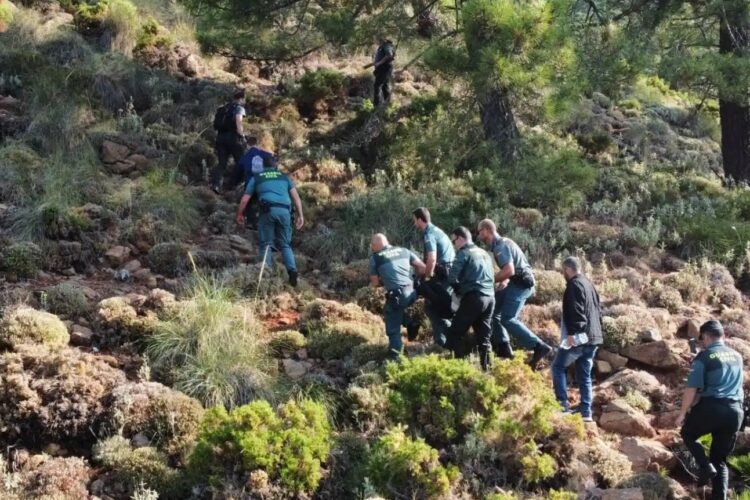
[582,416,594,423]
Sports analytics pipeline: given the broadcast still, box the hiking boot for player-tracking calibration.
[697,463,717,486]
[288,271,298,287]
[528,342,553,371]
[406,321,420,341]
[496,341,514,359]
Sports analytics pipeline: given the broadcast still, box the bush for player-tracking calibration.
[45,282,89,317]
[147,275,274,408]
[300,299,385,360]
[188,399,332,495]
[0,1,13,28]
[366,426,459,499]
[297,182,331,206]
[663,265,710,303]
[93,436,185,498]
[133,170,199,244]
[586,442,633,487]
[20,456,91,500]
[0,241,42,278]
[103,0,139,54]
[529,269,567,305]
[386,355,505,447]
[642,282,683,313]
[103,382,204,464]
[268,330,307,358]
[729,452,750,482]
[135,18,173,52]
[598,278,630,303]
[296,68,347,115]
[0,344,126,445]
[96,296,158,343]
[147,242,188,277]
[623,390,652,412]
[0,306,69,348]
[354,285,385,314]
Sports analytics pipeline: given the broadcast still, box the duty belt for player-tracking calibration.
[260,200,291,210]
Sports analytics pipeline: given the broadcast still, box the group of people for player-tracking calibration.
[213,65,745,500]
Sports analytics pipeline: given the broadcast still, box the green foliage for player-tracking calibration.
[300,299,384,360]
[132,169,199,244]
[146,274,274,408]
[386,355,505,447]
[296,68,346,108]
[642,281,683,313]
[45,282,89,317]
[0,241,41,278]
[0,1,13,26]
[135,17,172,52]
[729,453,750,482]
[0,306,69,349]
[623,390,652,413]
[268,330,307,358]
[104,0,140,53]
[188,399,332,495]
[366,426,459,500]
[519,442,557,483]
[93,436,186,498]
[588,443,633,487]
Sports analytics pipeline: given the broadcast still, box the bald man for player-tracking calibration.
[369,234,427,359]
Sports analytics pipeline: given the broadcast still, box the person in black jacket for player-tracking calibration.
[551,256,603,422]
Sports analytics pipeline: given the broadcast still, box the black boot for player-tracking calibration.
[406,321,420,341]
[528,342,552,371]
[479,349,492,372]
[288,270,298,287]
[697,463,717,486]
[496,342,514,359]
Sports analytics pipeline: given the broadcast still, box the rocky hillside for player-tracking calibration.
[1,0,750,499]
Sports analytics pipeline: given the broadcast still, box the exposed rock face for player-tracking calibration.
[599,399,656,437]
[598,349,629,371]
[619,437,676,472]
[621,341,681,370]
[599,369,667,399]
[584,488,645,500]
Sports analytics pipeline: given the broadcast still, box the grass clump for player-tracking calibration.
[188,399,332,496]
[132,170,199,244]
[146,275,275,408]
[366,426,460,499]
[45,282,89,317]
[267,330,306,358]
[0,306,69,349]
[0,241,42,278]
[300,299,385,360]
[623,390,652,413]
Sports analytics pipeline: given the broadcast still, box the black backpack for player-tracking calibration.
[213,103,236,133]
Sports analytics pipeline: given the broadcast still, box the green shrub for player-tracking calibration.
[587,442,633,487]
[623,390,652,412]
[147,275,274,408]
[602,315,639,352]
[103,0,139,54]
[147,242,188,277]
[598,278,630,303]
[188,399,332,495]
[519,442,557,483]
[1,241,42,278]
[642,282,683,313]
[45,282,89,317]
[386,355,505,447]
[0,1,13,27]
[133,170,199,244]
[296,182,331,206]
[296,68,347,112]
[300,299,385,360]
[268,330,307,357]
[97,296,158,342]
[729,452,750,482]
[135,18,173,52]
[93,436,186,498]
[366,426,459,499]
[529,269,566,305]
[0,306,69,349]
[663,264,710,303]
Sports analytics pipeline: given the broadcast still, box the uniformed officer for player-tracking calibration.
[677,320,744,500]
[446,226,495,371]
[368,234,427,359]
[412,207,455,347]
[236,158,304,286]
[477,219,552,370]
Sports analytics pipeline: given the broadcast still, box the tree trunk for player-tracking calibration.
[477,85,521,163]
[719,6,750,183]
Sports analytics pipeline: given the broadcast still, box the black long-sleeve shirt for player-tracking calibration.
[562,274,603,345]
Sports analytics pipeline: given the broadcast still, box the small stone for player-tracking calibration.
[619,436,676,472]
[595,360,613,375]
[597,349,629,371]
[592,91,612,109]
[131,433,150,448]
[296,348,308,360]
[100,140,130,164]
[599,399,656,437]
[61,267,76,276]
[105,246,131,266]
[114,269,131,282]
[70,325,94,346]
[684,319,701,340]
[622,341,680,370]
[282,359,308,379]
[638,329,662,343]
[123,259,142,273]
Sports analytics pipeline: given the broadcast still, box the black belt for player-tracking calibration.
[700,396,742,405]
[260,200,290,209]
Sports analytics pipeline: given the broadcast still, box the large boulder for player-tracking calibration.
[599,369,668,399]
[599,399,656,437]
[597,349,629,371]
[621,341,681,370]
[619,437,676,472]
[0,306,69,349]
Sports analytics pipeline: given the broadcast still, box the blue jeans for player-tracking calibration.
[384,288,417,355]
[424,302,450,347]
[491,283,540,350]
[551,344,598,417]
[258,206,296,272]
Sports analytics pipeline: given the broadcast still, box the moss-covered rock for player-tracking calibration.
[102,382,204,464]
[0,306,69,349]
[0,344,126,445]
[300,299,385,360]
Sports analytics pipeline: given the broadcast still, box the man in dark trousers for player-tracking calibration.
[365,38,395,106]
[445,226,495,371]
[551,256,603,423]
[211,90,247,193]
[677,320,744,500]
[412,207,455,347]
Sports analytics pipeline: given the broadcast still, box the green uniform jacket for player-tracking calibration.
[448,242,495,297]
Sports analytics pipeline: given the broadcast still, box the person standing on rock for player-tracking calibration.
[212,89,247,193]
[477,218,552,370]
[364,37,395,106]
[446,227,495,371]
[677,320,744,500]
[236,157,304,287]
[412,207,455,347]
[551,256,603,423]
[368,234,426,360]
